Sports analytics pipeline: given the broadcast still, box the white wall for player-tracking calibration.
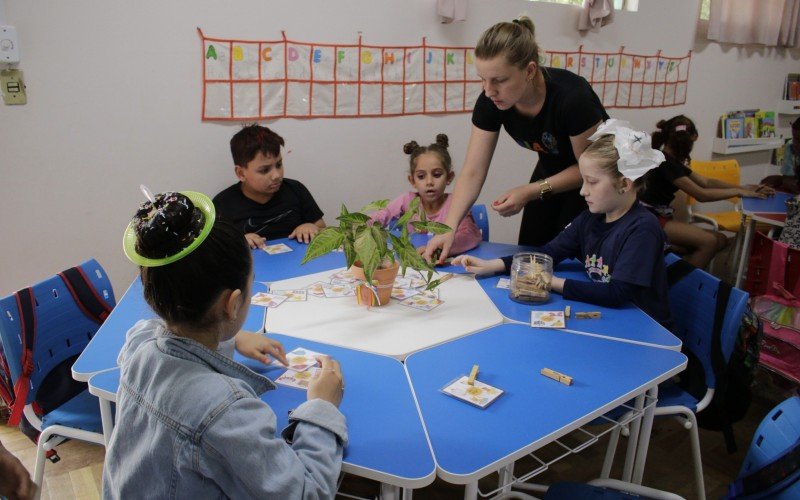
[1,0,798,296]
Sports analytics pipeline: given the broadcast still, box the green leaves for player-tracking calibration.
[301,227,344,264]
[360,200,389,213]
[411,220,452,235]
[354,227,380,284]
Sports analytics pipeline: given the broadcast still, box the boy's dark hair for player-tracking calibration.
[140,219,251,329]
[652,115,698,164]
[230,124,285,167]
[403,133,452,174]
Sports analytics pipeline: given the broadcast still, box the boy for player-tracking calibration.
[213,125,325,247]
[761,118,800,194]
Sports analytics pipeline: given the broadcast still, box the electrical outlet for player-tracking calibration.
[1,69,26,105]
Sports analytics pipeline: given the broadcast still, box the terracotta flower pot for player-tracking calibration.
[350,260,400,306]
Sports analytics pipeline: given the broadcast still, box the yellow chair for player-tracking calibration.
[686,159,743,233]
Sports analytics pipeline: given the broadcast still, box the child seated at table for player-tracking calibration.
[761,117,800,194]
[638,115,773,269]
[371,133,482,254]
[103,191,347,499]
[453,120,674,329]
[213,124,326,248]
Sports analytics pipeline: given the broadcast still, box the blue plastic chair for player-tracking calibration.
[470,204,489,242]
[0,259,115,494]
[602,254,749,500]
[726,396,800,499]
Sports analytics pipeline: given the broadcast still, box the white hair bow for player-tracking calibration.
[588,119,665,181]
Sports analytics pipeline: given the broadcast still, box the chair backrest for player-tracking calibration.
[470,204,489,241]
[688,159,742,207]
[665,253,749,389]
[0,259,115,405]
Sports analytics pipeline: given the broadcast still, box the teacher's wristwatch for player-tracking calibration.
[538,179,553,200]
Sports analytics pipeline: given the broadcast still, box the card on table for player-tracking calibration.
[275,367,320,390]
[271,289,308,302]
[496,277,510,289]
[530,311,566,328]
[391,287,421,301]
[251,292,288,308]
[441,375,504,409]
[330,270,357,283]
[399,291,443,311]
[393,277,412,289]
[321,283,355,298]
[285,347,324,372]
[262,243,293,255]
[305,281,329,298]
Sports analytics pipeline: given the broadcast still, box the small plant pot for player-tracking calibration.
[350,260,400,306]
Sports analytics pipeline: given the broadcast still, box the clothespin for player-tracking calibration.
[574,311,601,319]
[564,305,571,318]
[540,367,573,386]
[438,273,454,284]
[467,364,479,385]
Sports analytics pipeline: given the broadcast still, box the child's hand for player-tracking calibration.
[244,233,267,250]
[234,331,288,366]
[308,355,344,407]
[740,186,768,199]
[755,184,776,196]
[451,255,505,275]
[550,276,566,294]
[288,223,320,244]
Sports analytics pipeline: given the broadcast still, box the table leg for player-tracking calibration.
[621,393,644,482]
[735,216,756,289]
[498,463,514,493]
[98,396,114,446]
[632,385,658,484]
[380,483,400,500]
[463,481,478,500]
[402,487,413,499]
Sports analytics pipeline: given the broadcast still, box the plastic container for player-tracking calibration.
[509,252,553,304]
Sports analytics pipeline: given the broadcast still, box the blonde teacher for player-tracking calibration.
[425,16,608,262]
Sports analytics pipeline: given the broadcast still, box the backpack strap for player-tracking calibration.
[726,439,800,498]
[58,266,112,324]
[9,287,36,426]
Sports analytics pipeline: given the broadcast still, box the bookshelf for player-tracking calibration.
[711,136,784,155]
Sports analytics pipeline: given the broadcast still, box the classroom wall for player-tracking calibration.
[1,0,798,296]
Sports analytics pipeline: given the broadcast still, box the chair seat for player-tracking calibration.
[694,211,741,233]
[656,383,698,413]
[40,389,102,433]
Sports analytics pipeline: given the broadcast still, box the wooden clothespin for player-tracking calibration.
[574,311,601,319]
[564,305,571,318]
[438,273,454,284]
[540,367,573,386]
[467,364,479,385]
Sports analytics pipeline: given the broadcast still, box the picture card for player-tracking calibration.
[321,283,355,298]
[391,287,421,301]
[330,270,358,283]
[305,281,329,298]
[285,347,324,372]
[530,311,566,328]
[251,292,288,308]
[441,375,504,409]
[275,367,320,390]
[393,277,413,289]
[262,243,293,255]
[496,278,510,289]
[271,289,308,302]
[399,292,443,311]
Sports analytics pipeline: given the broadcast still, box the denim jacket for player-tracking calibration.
[102,319,348,499]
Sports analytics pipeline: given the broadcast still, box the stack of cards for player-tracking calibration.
[251,292,288,308]
[275,347,325,390]
[530,311,566,328]
[441,375,504,409]
[399,289,443,311]
[270,289,308,302]
[262,243,293,255]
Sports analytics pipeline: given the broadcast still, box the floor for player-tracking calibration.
[0,369,794,500]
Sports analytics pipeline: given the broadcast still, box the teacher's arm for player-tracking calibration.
[424,126,499,263]
[492,120,601,217]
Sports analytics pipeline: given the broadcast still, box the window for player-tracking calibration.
[528,0,639,11]
[699,0,710,20]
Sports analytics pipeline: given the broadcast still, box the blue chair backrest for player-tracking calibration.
[665,253,749,389]
[470,204,489,241]
[0,259,115,404]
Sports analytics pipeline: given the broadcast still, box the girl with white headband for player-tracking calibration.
[453,120,674,329]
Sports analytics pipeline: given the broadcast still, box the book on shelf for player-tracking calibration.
[744,117,756,138]
[784,73,800,100]
[724,117,745,139]
[756,110,776,138]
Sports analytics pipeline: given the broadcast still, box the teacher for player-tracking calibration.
[425,16,608,262]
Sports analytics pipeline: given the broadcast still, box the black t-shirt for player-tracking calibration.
[472,67,608,179]
[212,178,324,240]
[639,156,693,208]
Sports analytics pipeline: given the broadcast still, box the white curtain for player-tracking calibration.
[707,0,800,47]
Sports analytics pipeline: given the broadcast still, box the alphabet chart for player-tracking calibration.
[199,29,692,121]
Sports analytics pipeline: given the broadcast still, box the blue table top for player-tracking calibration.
[72,278,267,381]
[404,323,687,483]
[476,260,681,350]
[252,238,345,282]
[742,192,792,214]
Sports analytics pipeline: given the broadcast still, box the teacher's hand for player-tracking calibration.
[492,185,533,217]
[422,232,455,265]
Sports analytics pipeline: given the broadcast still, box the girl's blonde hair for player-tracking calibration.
[475,16,539,70]
[403,134,452,174]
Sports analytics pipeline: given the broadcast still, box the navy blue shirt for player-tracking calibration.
[503,203,673,330]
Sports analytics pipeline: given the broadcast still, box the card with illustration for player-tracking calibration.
[531,311,566,328]
[399,292,443,311]
[285,347,324,372]
[441,375,504,409]
[305,281,329,298]
[262,243,293,255]
[275,367,320,390]
[251,292,288,308]
[321,283,355,298]
[330,270,358,284]
[271,289,308,302]
[409,278,427,289]
[391,287,421,301]
[393,277,412,289]
[496,278,510,289]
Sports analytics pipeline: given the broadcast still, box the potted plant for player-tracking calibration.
[301,198,453,306]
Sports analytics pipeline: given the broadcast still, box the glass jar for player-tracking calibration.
[509,252,553,304]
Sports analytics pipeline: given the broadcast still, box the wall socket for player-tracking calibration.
[1,69,26,105]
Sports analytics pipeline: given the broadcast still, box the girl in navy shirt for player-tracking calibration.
[454,120,673,329]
